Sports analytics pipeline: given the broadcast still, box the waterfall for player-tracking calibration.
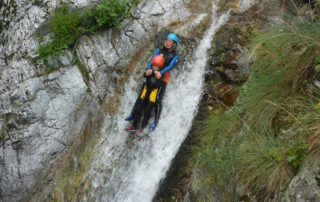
[83,4,231,202]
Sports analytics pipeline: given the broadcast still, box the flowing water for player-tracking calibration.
[82,4,231,202]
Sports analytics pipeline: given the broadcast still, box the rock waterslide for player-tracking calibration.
[80,5,230,202]
[0,0,252,201]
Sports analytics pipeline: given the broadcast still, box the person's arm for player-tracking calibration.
[143,71,151,78]
[160,55,179,75]
[146,48,160,70]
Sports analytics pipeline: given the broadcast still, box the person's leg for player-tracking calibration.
[131,87,151,129]
[153,82,167,129]
[125,82,146,121]
[131,98,145,129]
[126,84,148,131]
[136,87,157,135]
[141,101,155,130]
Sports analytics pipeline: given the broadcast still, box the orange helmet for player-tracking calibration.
[151,55,165,67]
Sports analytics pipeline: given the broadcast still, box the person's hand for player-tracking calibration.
[146,69,153,76]
[154,71,162,79]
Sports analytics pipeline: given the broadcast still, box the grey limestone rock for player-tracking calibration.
[0,0,191,200]
[282,160,320,202]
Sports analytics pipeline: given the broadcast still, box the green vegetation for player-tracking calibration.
[38,4,84,59]
[42,58,58,74]
[195,16,320,200]
[84,0,131,33]
[36,0,139,73]
[195,112,239,193]
[74,54,89,84]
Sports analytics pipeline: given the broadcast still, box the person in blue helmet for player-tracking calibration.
[125,33,179,134]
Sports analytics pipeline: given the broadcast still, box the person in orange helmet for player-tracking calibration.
[126,55,166,135]
[125,33,179,135]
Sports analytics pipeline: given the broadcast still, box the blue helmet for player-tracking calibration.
[167,33,178,44]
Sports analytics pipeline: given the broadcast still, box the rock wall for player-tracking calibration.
[0,1,93,201]
[0,0,192,201]
[282,159,320,202]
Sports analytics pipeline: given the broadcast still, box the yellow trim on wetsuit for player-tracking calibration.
[140,86,158,103]
[149,89,158,102]
[140,87,147,99]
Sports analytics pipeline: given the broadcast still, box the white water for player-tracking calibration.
[83,5,230,202]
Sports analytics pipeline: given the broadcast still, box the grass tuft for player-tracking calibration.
[235,132,306,199]
[194,112,240,197]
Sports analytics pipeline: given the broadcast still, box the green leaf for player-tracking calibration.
[315,65,320,72]
[269,149,281,160]
[286,155,296,163]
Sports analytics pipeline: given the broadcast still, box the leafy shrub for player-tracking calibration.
[50,4,84,49]
[38,4,84,59]
[84,0,130,33]
[37,0,139,64]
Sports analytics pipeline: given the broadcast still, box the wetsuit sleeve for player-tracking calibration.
[160,55,179,75]
[146,48,160,70]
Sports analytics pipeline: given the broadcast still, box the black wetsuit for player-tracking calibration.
[130,46,178,129]
[131,71,162,129]
[153,46,178,126]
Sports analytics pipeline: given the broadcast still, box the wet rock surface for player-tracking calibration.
[210,9,256,84]
[0,0,192,201]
